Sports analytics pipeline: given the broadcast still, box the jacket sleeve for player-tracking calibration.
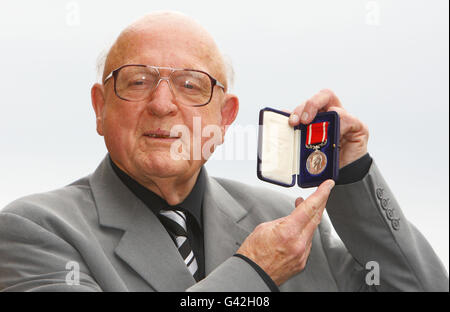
[324,160,448,291]
[186,256,272,292]
[0,212,101,292]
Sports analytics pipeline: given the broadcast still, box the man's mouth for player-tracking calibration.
[143,129,181,139]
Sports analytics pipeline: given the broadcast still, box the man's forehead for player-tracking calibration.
[104,13,223,81]
[115,32,212,68]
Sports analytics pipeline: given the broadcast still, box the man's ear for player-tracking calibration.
[91,83,105,136]
[220,93,239,141]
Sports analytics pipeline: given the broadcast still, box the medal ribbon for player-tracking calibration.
[306,122,329,145]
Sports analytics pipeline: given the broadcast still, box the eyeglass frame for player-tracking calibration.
[103,64,226,107]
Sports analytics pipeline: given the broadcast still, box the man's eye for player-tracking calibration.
[129,79,150,87]
[183,81,196,89]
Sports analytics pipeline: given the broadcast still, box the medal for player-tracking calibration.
[305,121,329,175]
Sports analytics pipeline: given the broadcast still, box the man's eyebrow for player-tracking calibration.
[172,63,206,71]
[124,62,206,71]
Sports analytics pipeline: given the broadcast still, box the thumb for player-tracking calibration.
[290,179,335,227]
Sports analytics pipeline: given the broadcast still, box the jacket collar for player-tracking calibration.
[202,174,251,274]
[89,155,250,290]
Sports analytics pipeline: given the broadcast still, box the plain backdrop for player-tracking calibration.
[1,0,448,272]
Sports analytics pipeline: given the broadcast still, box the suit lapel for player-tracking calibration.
[89,156,195,291]
[202,171,251,275]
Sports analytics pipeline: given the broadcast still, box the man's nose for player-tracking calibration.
[146,78,178,117]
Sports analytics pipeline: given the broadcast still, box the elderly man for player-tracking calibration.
[0,12,447,292]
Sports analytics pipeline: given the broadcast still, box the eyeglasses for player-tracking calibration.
[103,64,225,107]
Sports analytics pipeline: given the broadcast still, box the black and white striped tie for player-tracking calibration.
[158,209,199,281]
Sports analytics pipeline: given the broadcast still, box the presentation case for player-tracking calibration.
[257,107,340,188]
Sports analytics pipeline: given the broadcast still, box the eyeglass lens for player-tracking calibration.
[115,66,213,105]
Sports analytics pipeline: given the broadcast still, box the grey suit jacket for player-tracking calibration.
[0,156,447,291]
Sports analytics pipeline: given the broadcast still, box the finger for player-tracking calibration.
[289,179,335,229]
[311,202,325,225]
[295,197,304,207]
[288,101,306,126]
[299,211,322,254]
[303,233,314,259]
[299,224,320,263]
[327,106,368,139]
[299,89,342,125]
[298,228,315,267]
[302,226,315,248]
[299,179,334,219]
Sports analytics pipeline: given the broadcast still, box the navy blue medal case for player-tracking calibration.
[257,107,340,188]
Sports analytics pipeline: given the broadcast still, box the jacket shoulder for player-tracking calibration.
[1,175,96,232]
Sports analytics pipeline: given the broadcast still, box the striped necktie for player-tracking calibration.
[158,209,200,281]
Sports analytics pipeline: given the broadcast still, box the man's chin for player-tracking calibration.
[138,156,193,179]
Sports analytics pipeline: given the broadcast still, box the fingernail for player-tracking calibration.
[301,112,309,122]
[289,113,299,124]
[328,180,335,191]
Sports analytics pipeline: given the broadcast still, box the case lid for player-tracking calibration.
[257,108,300,187]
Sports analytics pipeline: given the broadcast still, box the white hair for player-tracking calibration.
[222,54,235,91]
[95,46,109,84]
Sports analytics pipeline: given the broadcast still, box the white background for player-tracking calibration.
[1,0,448,272]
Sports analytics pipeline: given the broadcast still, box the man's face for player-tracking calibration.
[93,24,237,184]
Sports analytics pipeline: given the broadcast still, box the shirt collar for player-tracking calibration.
[109,156,204,228]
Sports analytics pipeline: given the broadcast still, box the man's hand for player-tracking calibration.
[287,89,369,168]
[236,179,335,286]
